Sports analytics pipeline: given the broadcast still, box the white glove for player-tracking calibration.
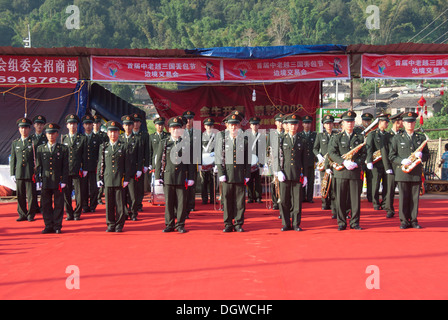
[82,171,88,178]
[343,160,357,171]
[155,179,163,186]
[60,183,66,189]
[123,181,129,188]
[367,163,373,170]
[326,169,333,174]
[213,166,218,174]
[277,171,286,182]
[136,171,142,178]
[187,180,195,187]
[210,152,215,157]
[401,158,412,166]
[386,169,394,174]
[244,178,250,184]
[10,176,16,183]
[219,175,227,182]
[143,166,149,173]
[415,152,423,159]
[97,181,104,188]
[317,154,325,163]
[302,176,308,188]
[36,182,42,191]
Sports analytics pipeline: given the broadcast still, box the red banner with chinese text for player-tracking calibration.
[146,82,320,130]
[91,56,222,83]
[361,54,448,79]
[0,55,79,87]
[223,54,350,82]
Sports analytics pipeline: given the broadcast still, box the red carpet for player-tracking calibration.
[1,195,447,300]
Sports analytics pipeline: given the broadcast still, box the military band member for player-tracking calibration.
[182,111,201,215]
[93,114,107,205]
[299,115,317,203]
[366,113,393,212]
[36,123,69,234]
[313,114,337,216]
[216,114,250,232]
[328,111,366,231]
[131,113,149,212]
[275,114,307,231]
[389,112,429,229]
[148,117,170,201]
[267,112,285,210]
[120,115,143,221]
[10,118,39,222]
[30,115,48,148]
[357,112,374,202]
[154,117,195,233]
[200,117,217,204]
[80,114,102,213]
[97,121,131,233]
[62,114,87,221]
[246,117,263,204]
[384,112,404,218]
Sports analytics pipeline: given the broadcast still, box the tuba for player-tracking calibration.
[401,136,429,173]
[333,142,366,171]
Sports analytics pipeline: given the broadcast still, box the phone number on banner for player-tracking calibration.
[0,76,78,85]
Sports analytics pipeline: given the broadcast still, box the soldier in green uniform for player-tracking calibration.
[148,116,170,200]
[93,115,107,205]
[299,115,317,203]
[154,117,195,233]
[389,112,429,229]
[366,113,393,212]
[200,117,217,204]
[36,123,69,234]
[267,113,285,210]
[131,113,150,213]
[62,114,87,221]
[384,112,404,218]
[246,116,263,204]
[30,115,48,148]
[216,113,250,232]
[10,118,39,222]
[80,114,102,213]
[120,115,143,221]
[356,112,374,202]
[275,114,307,231]
[97,121,132,233]
[328,111,366,231]
[313,114,337,216]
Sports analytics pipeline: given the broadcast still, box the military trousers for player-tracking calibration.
[125,176,138,218]
[371,166,387,209]
[384,173,397,215]
[200,170,215,204]
[64,175,83,219]
[41,187,64,231]
[81,171,98,212]
[397,181,420,227]
[247,169,262,201]
[105,186,126,231]
[164,184,187,229]
[279,180,303,228]
[303,165,315,202]
[222,182,245,228]
[16,178,38,219]
[335,178,362,228]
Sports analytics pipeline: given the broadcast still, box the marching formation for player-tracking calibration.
[10,109,430,234]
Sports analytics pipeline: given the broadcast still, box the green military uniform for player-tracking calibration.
[80,114,103,213]
[246,117,264,203]
[355,113,374,202]
[30,115,48,148]
[97,121,132,232]
[200,117,217,204]
[62,114,87,220]
[120,115,143,220]
[298,115,317,203]
[366,113,393,211]
[313,114,337,216]
[275,114,306,231]
[389,112,429,229]
[36,123,69,234]
[216,114,250,232]
[384,112,404,218]
[267,113,285,210]
[93,115,108,205]
[328,111,366,230]
[131,113,150,212]
[10,118,39,221]
[154,117,195,233]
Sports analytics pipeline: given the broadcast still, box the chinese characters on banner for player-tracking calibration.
[0,56,79,87]
[91,55,350,82]
[361,54,448,79]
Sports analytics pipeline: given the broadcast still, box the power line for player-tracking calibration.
[434,30,448,43]
[417,18,448,43]
[407,7,448,42]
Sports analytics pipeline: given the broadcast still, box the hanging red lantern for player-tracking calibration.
[418,96,426,107]
[424,106,428,116]
[420,114,424,125]
[441,84,445,96]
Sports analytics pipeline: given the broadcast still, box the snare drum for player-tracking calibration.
[250,154,259,173]
[201,152,215,171]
